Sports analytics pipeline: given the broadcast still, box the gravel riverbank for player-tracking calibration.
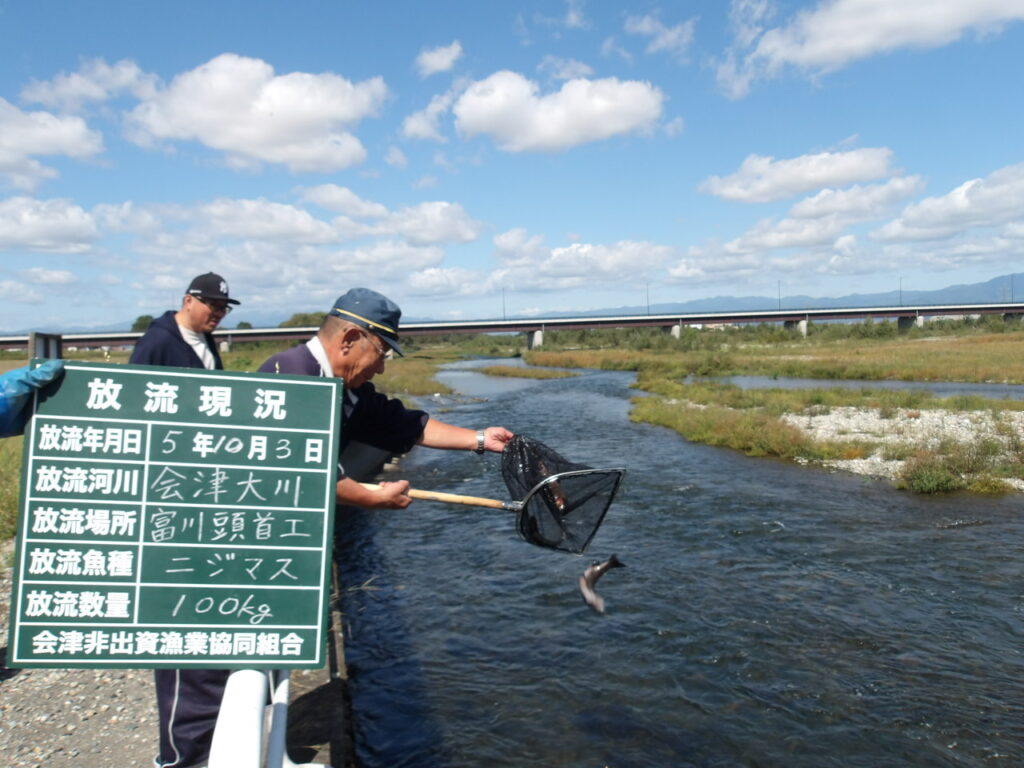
[0,554,158,768]
[780,405,1024,491]
[1,544,347,768]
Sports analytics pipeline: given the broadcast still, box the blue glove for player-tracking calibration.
[0,359,65,438]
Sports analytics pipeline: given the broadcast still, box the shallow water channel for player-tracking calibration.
[336,361,1024,768]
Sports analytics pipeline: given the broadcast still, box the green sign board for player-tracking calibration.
[6,361,341,669]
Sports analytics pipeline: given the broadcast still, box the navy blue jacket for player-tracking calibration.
[258,342,427,456]
[129,310,223,370]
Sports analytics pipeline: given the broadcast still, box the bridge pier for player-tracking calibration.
[28,332,63,360]
[527,329,544,349]
[783,319,808,337]
[897,315,923,332]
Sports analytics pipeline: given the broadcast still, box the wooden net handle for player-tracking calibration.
[358,482,509,510]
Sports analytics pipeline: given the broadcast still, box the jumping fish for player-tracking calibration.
[579,554,625,614]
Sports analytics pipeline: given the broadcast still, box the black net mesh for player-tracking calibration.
[501,435,624,554]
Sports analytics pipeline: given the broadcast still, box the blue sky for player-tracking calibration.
[2,0,1024,332]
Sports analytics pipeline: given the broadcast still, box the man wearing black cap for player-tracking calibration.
[259,287,513,508]
[130,272,240,369]
[131,273,240,768]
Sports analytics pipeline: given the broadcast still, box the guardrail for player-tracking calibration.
[208,669,318,768]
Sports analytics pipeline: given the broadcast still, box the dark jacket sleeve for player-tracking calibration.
[344,383,428,455]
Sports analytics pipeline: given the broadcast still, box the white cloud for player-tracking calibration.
[385,146,408,167]
[331,199,482,244]
[668,246,764,283]
[601,36,634,63]
[788,176,924,218]
[728,213,851,252]
[299,185,389,218]
[488,229,674,290]
[125,53,388,172]
[663,117,685,137]
[329,240,445,278]
[21,58,158,112]
[719,0,1024,97]
[403,89,458,142]
[0,98,104,191]
[416,41,463,78]
[716,0,777,98]
[196,198,338,243]
[538,55,594,80]
[387,201,482,245]
[495,227,550,265]
[564,0,588,29]
[676,162,1024,285]
[701,148,896,202]
[407,266,486,296]
[0,196,99,252]
[21,267,77,285]
[453,71,663,152]
[833,233,857,257]
[875,162,1024,242]
[624,13,697,60]
[712,175,923,257]
[93,201,166,234]
[0,280,44,304]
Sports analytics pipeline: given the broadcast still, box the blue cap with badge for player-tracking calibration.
[330,287,404,357]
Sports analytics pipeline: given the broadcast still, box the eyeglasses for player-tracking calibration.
[361,331,387,359]
[195,296,232,314]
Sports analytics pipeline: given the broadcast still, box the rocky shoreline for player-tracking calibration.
[780,405,1024,491]
[0,555,158,768]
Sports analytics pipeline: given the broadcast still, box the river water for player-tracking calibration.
[335,361,1024,768]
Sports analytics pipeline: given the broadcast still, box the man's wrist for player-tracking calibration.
[474,429,486,454]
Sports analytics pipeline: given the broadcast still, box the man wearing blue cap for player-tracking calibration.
[258,287,513,507]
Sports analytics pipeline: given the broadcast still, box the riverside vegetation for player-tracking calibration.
[3,316,1023,543]
[524,317,1024,495]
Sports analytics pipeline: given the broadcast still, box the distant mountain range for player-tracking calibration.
[9,272,1024,335]
[564,272,1024,320]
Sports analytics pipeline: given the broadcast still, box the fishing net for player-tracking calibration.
[501,435,625,554]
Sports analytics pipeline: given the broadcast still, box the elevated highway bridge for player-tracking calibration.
[5,302,1024,358]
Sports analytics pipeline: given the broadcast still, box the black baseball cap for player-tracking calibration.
[186,273,240,305]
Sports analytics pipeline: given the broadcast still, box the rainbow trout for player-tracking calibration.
[578,554,625,614]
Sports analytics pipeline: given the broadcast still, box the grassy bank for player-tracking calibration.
[0,436,22,541]
[631,379,1024,494]
[525,322,1024,384]
[477,365,578,380]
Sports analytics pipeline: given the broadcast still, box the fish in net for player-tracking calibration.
[501,435,625,554]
